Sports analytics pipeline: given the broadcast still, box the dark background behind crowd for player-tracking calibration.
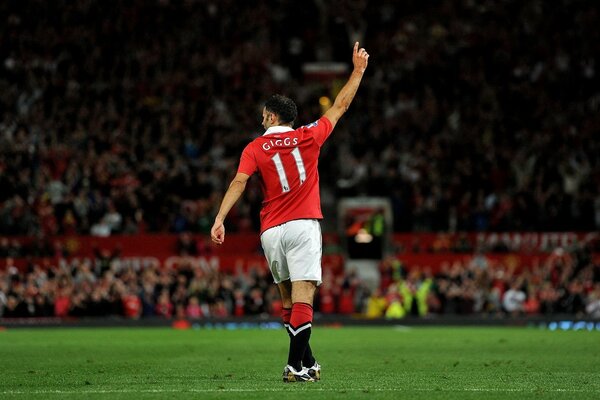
[1,0,598,236]
[1,0,599,320]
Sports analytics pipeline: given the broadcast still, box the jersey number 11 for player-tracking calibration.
[271,147,306,193]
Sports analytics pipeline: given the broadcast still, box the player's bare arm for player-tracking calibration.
[211,172,250,245]
[324,42,369,128]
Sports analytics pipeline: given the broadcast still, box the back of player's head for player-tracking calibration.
[264,95,297,125]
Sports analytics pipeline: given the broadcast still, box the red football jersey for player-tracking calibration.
[237,116,333,233]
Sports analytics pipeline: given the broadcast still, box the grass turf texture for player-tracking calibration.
[0,326,599,399]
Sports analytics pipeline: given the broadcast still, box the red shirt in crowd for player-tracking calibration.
[122,294,141,318]
[54,296,70,317]
[319,286,336,314]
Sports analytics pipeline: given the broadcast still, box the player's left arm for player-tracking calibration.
[211,172,250,245]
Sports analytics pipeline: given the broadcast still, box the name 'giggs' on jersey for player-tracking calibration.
[237,116,333,234]
[261,137,299,150]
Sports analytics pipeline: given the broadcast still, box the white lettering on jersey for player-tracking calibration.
[262,137,299,151]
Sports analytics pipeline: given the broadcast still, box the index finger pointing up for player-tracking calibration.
[354,42,359,54]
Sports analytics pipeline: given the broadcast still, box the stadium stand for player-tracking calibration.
[0,1,599,320]
[0,233,598,319]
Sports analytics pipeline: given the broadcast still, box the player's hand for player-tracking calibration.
[210,220,225,245]
[352,42,369,73]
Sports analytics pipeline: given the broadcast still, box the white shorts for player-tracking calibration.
[260,219,322,285]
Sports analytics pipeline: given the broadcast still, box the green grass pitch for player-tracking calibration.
[0,325,599,399]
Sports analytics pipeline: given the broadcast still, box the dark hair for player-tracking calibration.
[264,95,297,125]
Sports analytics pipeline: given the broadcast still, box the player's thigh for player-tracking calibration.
[260,226,289,283]
[282,219,322,285]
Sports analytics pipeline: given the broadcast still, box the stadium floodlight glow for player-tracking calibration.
[319,96,331,106]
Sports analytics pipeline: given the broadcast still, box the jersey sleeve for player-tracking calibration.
[305,116,334,147]
[237,143,257,176]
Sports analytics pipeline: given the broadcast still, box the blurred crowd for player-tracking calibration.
[1,0,599,236]
[1,244,599,320]
[0,255,366,320]
[370,244,600,318]
[0,259,280,319]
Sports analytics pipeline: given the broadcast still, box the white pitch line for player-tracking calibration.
[1,387,598,395]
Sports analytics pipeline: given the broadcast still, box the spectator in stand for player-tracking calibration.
[186,297,203,319]
[53,286,71,318]
[33,293,53,317]
[365,288,387,318]
[211,300,229,318]
[88,288,111,317]
[523,287,541,315]
[245,287,265,316]
[155,289,173,318]
[337,288,355,315]
[121,288,142,319]
[69,291,89,317]
[265,285,283,317]
[502,282,527,316]
[315,276,336,315]
[3,295,24,318]
[384,283,405,319]
[560,280,586,316]
[232,289,246,317]
[586,284,600,318]
[538,282,561,315]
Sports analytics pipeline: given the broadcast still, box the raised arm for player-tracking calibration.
[324,42,369,129]
[210,172,250,245]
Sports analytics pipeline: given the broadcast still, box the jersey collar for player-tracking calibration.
[263,126,294,136]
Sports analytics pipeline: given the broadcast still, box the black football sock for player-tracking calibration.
[302,343,316,368]
[282,307,316,367]
[287,302,313,371]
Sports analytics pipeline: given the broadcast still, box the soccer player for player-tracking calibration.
[210,42,369,382]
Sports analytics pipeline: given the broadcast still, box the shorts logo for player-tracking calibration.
[270,260,281,282]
